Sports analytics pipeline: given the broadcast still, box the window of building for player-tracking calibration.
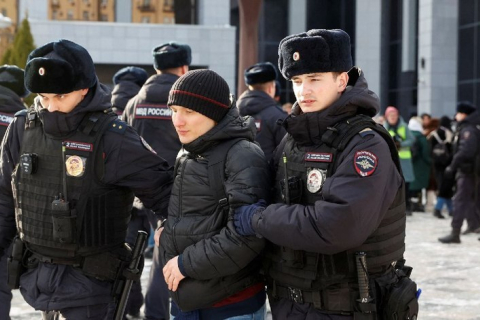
[1,8,6,17]
[144,0,151,6]
[52,10,57,20]
[142,16,150,23]
[101,0,108,6]
[83,11,89,20]
[101,14,108,21]
[67,10,74,20]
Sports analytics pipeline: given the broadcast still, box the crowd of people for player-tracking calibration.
[6,27,474,320]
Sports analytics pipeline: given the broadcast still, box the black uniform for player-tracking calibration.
[251,69,406,318]
[123,73,181,165]
[237,89,286,162]
[449,111,480,231]
[0,82,172,315]
[111,80,142,117]
[0,85,25,320]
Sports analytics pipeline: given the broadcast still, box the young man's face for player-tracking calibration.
[291,72,347,113]
[455,112,467,122]
[38,89,89,113]
[171,105,216,144]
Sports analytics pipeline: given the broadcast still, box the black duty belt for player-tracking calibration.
[271,283,355,314]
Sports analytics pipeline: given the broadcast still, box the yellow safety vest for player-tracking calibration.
[388,126,412,159]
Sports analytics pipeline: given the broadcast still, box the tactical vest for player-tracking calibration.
[12,109,134,260]
[266,115,406,313]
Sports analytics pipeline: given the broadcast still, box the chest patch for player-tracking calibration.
[64,141,93,152]
[135,104,172,119]
[65,155,86,177]
[306,168,326,193]
[305,152,333,163]
[354,151,377,177]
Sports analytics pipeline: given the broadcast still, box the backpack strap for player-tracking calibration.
[208,138,246,207]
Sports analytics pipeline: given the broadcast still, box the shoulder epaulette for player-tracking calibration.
[107,119,128,134]
[14,109,28,117]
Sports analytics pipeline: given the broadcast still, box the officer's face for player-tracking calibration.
[38,89,89,113]
[291,72,347,113]
[171,105,216,144]
[455,112,467,122]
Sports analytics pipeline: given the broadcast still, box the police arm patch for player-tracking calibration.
[354,150,378,177]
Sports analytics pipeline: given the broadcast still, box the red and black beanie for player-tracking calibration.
[168,69,231,123]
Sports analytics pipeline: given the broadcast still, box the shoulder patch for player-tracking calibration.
[14,109,28,117]
[108,119,128,134]
[354,150,378,177]
[359,128,374,138]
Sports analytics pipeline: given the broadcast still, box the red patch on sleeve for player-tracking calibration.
[354,151,378,177]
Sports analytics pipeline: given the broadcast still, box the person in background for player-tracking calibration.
[111,66,148,118]
[384,106,416,215]
[439,102,480,243]
[428,116,454,219]
[408,117,432,212]
[0,64,28,320]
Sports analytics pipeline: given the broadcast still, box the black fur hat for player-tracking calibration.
[244,62,277,85]
[24,39,97,94]
[0,65,28,97]
[152,42,191,70]
[456,101,477,115]
[112,66,149,86]
[278,29,353,80]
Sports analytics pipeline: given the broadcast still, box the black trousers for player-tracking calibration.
[269,297,353,320]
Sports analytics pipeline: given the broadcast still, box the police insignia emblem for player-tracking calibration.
[293,52,300,61]
[306,168,326,193]
[354,150,377,177]
[39,67,45,76]
[65,155,86,177]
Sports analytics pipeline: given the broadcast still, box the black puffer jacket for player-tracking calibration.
[0,86,26,138]
[160,106,270,311]
[123,73,181,165]
[237,90,286,162]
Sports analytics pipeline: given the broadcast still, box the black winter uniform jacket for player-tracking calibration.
[237,89,286,162]
[123,73,181,165]
[252,68,403,256]
[160,106,270,311]
[450,111,480,176]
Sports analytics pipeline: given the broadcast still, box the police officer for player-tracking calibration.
[439,102,480,243]
[123,41,191,165]
[0,39,172,320]
[0,64,28,320]
[111,66,149,117]
[123,42,191,320]
[237,62,286,162]
[234,29,412,319]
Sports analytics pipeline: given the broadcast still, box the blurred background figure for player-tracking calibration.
[111,66,148,118]
[384,106,416,215]
[408,117,432,212]
[428,116,454,219]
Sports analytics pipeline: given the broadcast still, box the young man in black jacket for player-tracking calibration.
[234,29,412,319]
[160,69,270,319]
[0,39,172,320]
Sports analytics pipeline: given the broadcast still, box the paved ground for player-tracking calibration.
[8,209,480,319]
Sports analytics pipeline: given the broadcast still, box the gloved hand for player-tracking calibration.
[234,200,267,236]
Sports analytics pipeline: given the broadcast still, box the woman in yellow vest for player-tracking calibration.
[383,106,416,215]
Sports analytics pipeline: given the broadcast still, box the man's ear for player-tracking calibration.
[338,72,349,93]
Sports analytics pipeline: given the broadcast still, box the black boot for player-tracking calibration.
[439,228,461,244]
[433,209,445,219]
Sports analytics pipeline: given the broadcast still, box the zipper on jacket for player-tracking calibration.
[172,157,188,255]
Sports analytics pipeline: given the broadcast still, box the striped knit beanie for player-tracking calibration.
[168,69,231,122]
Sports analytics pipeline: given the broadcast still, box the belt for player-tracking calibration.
[30,252,83,266]
[271,283,355,314]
